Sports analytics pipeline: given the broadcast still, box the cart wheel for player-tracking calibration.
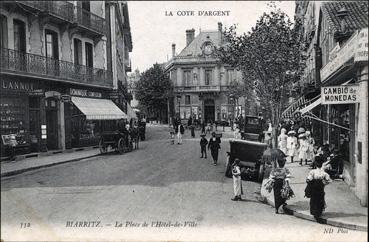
[117,138,125,154]
[257,164,264,182]
[99,139,107,154]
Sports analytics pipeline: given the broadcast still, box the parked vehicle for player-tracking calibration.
[226,139,268,182]
[99,130,133,154]
[241,115,264,141]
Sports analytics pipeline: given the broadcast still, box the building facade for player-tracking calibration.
[0,1,133,156]
[286,1,368,206]
[165,23,247,124]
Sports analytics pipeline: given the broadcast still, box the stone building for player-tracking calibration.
[285,1,368,206]
[164,23,248,124]
[0,1,133,155]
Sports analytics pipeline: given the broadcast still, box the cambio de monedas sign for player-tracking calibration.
[321,85,360,104]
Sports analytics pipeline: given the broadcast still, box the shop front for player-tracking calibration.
[0,76,44,158]
[65,87,128,148]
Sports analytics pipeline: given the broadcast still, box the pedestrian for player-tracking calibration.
[278,128,288,155]
[187,116,193,130]
[231,158,243,201]
[200,134,208,158]
[298,133,309,166]
[208,132,221,165]
[306,131,315,164]
[206,121,211,135]
[170,127,175,145]
[234,124,240,139]
[286,130,297,163]
[268,150,292,214]
[305,156,331,221]
[177,122,184,144]
[201,120,206,134]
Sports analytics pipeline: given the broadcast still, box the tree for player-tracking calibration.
[135,63,173,123]
[216,9,305,128]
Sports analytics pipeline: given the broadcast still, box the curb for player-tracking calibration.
[1,153,100,178]
[262,195,367,232]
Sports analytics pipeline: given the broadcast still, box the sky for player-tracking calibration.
[127,1,296,73]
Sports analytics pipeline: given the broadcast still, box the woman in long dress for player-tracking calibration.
[298,133,309,165]
[305,131,315,163]
[231,158,243,201]
[278,128,288,155]
[306,156,331,220]
[286,130,297,163]
[269,152,291,214]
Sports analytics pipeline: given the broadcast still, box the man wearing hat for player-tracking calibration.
[199,134,208,158]
[286,130,297,163]
[208,132,221,165]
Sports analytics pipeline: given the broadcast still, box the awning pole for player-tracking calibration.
[303,112,353,132]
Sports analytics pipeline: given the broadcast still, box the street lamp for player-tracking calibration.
[177,95,181,119]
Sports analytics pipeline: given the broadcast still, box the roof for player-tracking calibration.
[321,1,368,33]
[178,31,221,57]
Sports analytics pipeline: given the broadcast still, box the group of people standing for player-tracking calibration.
[278,127,315,166]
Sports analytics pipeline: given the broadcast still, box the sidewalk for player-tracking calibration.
[261,162,368,231]
[1,148,100,178]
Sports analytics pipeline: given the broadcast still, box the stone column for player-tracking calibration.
[355,64,368,206]
[58,100,66,150]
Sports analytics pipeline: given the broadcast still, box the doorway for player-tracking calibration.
[45,98,59,150]
[204,99,215,123]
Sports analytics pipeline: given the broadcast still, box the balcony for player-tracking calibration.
[1,48,113,88]
[17,1,106,37]
[19,1,74,23]
[74,5,106,36]
[174,85,221,93]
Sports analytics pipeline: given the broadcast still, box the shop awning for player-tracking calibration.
[71,97,127,120]
[300,97,322,114]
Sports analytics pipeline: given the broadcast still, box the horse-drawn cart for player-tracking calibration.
[99,131,133,154]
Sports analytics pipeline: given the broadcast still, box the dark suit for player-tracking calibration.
[208,137,221,164]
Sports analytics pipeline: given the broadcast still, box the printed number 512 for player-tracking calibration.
[20,223,31,228]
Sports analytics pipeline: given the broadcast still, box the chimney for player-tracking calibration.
[172,43,176,57]
[218,22,223,43]
[185,29,195,46]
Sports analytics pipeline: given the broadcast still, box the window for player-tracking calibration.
[205,69,212,85]
[85,42,93,68]
[13,19,26,52]
[45,30,58,59]
[183,70,192,86]
[74,39,82,65]
[185,95,191,105]
[227,69,236,84]
[0,14,8,49]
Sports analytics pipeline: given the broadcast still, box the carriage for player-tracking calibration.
[226,139,268,182]
[98,130,133,154]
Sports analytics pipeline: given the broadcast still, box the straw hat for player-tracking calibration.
[298,127,305,134]
[288,130,296,135]
[298,133,306,138]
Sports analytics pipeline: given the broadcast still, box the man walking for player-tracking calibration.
[200,134,208,158]
[208,132,221,165]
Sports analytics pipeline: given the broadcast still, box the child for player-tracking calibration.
[170,128,175,145]
[200,134,208,158]
[286,130,297,163]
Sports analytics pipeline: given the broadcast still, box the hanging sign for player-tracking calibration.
[321,85,360,104]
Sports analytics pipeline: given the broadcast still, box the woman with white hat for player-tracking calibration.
[278,128,288,155]
[306,131,315,164]
[298,133,309,166]
[286,130,297,163]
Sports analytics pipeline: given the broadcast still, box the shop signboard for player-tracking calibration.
[61,95,71,102]
[321,85,360,104]
[321,28,368,82]
[29,89,44,96]
[355,28,368,63]
[69,88,102,98]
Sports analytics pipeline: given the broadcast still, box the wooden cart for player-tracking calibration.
[98,131,133,154]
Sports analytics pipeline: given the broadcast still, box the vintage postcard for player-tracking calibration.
[0,1,368,241]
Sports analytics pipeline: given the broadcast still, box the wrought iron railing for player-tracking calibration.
[75,5,106,35]
[19,1,74,22]
[19,1,105,35]
[1,48,113,88]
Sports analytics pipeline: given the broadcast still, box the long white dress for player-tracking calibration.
[278,133,288,155]
[298,138,309,160]
[232,165,242,196]
[286,136,297,157]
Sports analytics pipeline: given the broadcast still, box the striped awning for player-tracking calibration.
[71,96,127,120]
[281,96,307,119]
